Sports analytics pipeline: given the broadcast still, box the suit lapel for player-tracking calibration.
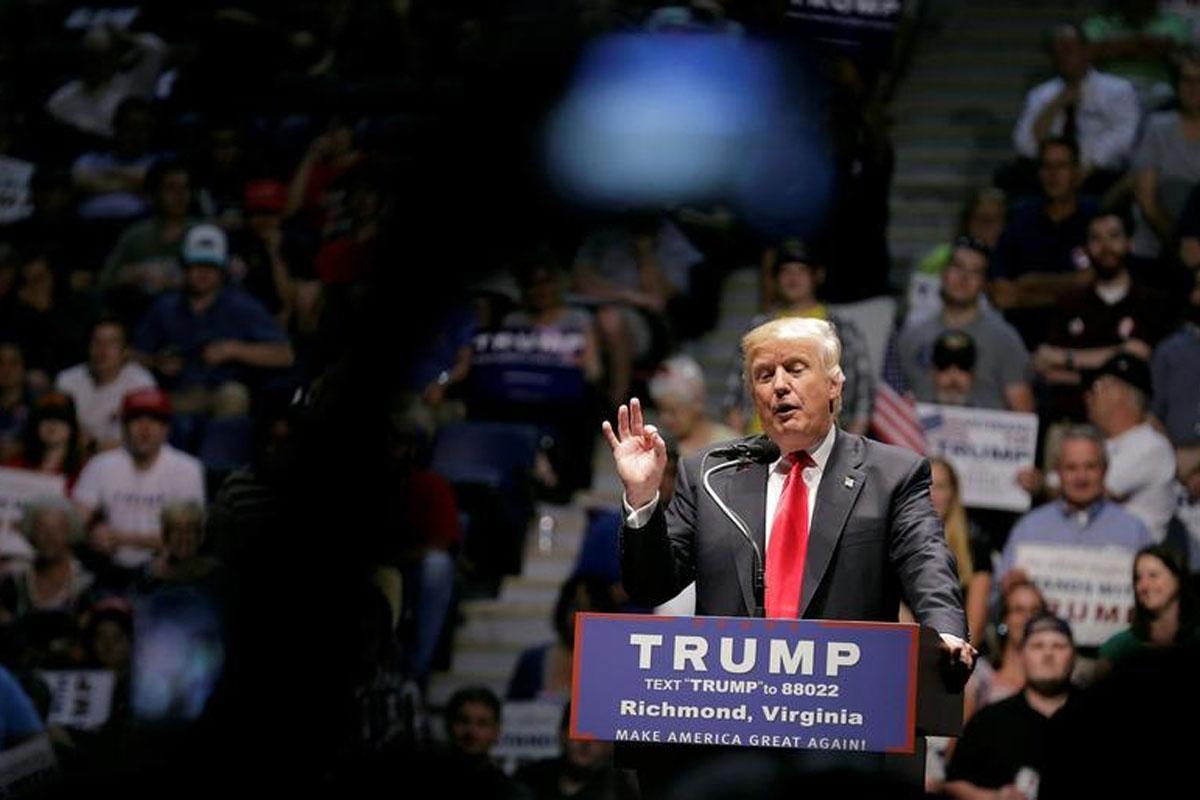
[800,429,866,617]
[720,460,768,615]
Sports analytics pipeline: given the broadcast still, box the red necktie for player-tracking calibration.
[766,451,815,618]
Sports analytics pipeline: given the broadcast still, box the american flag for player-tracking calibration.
[869,329,927,454]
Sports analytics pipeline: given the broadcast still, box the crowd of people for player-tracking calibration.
[0,0,1198,797]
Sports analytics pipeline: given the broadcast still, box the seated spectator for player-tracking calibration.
[5,392,86,490]
[1084,0,1191,109]
[81,598,132,725]
[56,317,157,453]
[970,580,1049,716]
[648,355,737,457]
[71,97,159,223]
[0,168,86,285]
[727,239,874,434]
[899,239,1035,411]
[1012,24,1139,196]
[997,427,1154,665]
[389,403,460,682]
[0,664,45,751]
[1033,211,1170,422]
[572,215,701,404]
[313,166,388,287]
[507,575,617,702]
[193,120,253,225]
[482,254,603,494]
[230,179,314,328]
[1099,544,1200,673]
[99,160,198,324]
[990,137,1098,343]
[944,614,1082,800]
[0,246,95,378]
[928,331,978,406]
[440,686,525,799]
[930,458,993,648]
[1084,354,1176,539]
[72,388,205,579]
[1150,262,1200,489]
[134,224,295,417]
[137,501,222,590]
[908,188,1007,324]
[43,25,169,141]
[0,341,33,462]
[1130,48,1200,291]
[286,115,364,234]
[0,498,94,622]
[515,703,637,800]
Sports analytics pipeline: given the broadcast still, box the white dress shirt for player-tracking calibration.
[624,424,837,538]
[1012,68,1140,170]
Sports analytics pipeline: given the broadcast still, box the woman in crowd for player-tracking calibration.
[6,392,86,490]
[929,458,993,649]
[1099,544,1200,674]
[0,497,95,622]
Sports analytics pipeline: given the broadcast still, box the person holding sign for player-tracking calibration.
[605,317,973,661]
[996,426,1153,672]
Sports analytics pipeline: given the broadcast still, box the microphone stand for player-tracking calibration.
[701,454,765,618]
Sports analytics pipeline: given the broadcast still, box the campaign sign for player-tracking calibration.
[1014,543,1136,647]
[918,404,1039,512]
[571,614,919,753]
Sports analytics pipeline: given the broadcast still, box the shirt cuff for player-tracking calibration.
[622,492,660,529]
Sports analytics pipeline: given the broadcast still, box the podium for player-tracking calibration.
[570,614,964,791]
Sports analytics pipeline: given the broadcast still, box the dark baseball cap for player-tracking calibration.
[932,330,977,371]
[1086,353,1152,398]
[1023,612,1073,645]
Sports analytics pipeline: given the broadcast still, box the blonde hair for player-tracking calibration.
[741,317,845,415]
[930,458,974,583]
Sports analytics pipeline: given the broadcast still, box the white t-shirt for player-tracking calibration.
[55,362,157,448]
[72,445,205,568]
[1106,422,1178,542]
[43,33,167,138]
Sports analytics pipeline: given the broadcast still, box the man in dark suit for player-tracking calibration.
[602,316,974,659]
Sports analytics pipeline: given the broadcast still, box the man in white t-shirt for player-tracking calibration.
[56,318,156,451]
[44,26,168,140]
[73,388,204,572]
[1084,353,1177,540]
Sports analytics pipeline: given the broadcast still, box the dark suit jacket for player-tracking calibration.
[620,428,967,637]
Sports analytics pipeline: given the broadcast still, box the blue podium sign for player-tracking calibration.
[571,614,919,753]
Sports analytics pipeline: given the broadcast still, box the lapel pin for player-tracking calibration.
[843,476,855,489]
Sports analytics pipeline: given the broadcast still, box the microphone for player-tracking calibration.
[707,437,781,464]
[700,436,779,618]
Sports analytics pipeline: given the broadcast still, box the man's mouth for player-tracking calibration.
[773,403,799,419]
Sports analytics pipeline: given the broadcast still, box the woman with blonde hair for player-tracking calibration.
[929,457,992,649]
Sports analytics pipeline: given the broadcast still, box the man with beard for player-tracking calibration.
[930,330,979,407]
[944,614,1082,800]
[1033,210,1170,422]
[899,238,1035,412]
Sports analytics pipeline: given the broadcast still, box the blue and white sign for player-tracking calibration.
[571,614,919,753]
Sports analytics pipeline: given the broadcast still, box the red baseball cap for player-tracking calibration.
[122,388,172,421]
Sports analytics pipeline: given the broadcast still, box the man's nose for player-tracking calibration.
[771,367,789,392]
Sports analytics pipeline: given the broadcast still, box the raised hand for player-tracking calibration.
[601,397,667,508]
